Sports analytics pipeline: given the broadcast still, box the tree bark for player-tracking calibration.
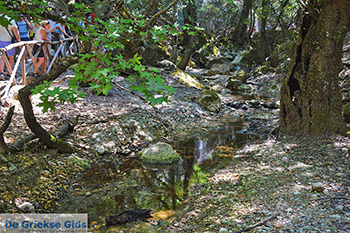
[279,0,350,135]
[232,0,253,47]
[178,0,197,70]
[257,0,270,63]
[18,56,79,153]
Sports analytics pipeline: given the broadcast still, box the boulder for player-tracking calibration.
[237,84,253,91]
[157,60,177,71]
[233,70,249,83]
[226,78,242,91]
[197,90,221,113]
[207,60,231,75]
[343,102,350,123]
[139,142,180,164]
[172,70,204,89]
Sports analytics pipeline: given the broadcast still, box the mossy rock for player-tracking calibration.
[343,103,350,123]
[226,78,242,91]
[197,90,221,113]
[139,142,180,164]
[232,70,249,83]
[237,84,253,91]
[255,64,274,74]
[172,70,204,89]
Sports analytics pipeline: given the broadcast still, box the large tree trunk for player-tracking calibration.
[232,0,253,47]
[279,0,350,135]
[257,0,270,63]
[178,0,197,70]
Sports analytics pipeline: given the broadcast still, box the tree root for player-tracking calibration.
[0,111,78,154]
[0,106,15,153]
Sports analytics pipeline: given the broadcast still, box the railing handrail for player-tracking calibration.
[0,38,76,52]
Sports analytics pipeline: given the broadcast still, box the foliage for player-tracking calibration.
[2,1,183,112]
[191,164,208,184]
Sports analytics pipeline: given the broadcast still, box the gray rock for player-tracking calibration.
[226,78,242,91]
[211,84,223,92]
[97,147,106,154]
[311,182,324,192]
[335,205,344,211]
[157,60,177,71]
[219,227,229,233]
[139,142,180,164]
[237,84,253,91]
[18,202,35,213]
[208,63,231,75]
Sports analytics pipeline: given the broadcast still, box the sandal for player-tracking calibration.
[0,73,5,81]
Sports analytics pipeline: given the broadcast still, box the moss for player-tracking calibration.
[172,70,204,89]
[256,64,274,74]
[139,142,180,164]
[197,90,221,113]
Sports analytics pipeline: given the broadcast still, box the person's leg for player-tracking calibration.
[0,59,4,73]
[34,57,44,75]
[6,48,16,75]
[8,55,14,69]
[0,41,11,75]
[21,37,30,60]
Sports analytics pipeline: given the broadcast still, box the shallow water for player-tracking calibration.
[58,119,250,225]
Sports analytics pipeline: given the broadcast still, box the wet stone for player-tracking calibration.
[311,182,325,192]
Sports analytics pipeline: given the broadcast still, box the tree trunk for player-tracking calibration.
[257,0,270,63]
[279,0,350,135]
[232,0,253,47]
[18,56,78,153]
[178,0,197,70]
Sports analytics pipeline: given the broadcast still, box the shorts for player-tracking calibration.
[20,37,30,42]
[0,41,16,57]
[33,44,45,58]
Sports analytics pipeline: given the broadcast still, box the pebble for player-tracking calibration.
[329,214,341,219]
[221,219,228,224]
[97,147,106,154]
[335,205,344,211]
[18,202,35,213]
[311,182,324,192]
[219,227,229,233]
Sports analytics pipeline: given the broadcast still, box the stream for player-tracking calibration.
[57,118,255,227]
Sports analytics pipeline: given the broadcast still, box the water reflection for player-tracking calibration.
[58,119,248,222]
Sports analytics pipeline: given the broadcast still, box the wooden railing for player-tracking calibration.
[0,38,78,104]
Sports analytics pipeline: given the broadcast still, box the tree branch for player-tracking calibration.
[233,214,278,233]
[142,0,179,31]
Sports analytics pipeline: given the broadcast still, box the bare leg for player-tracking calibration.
[8,55,14,71]
[34,57,44,75]
[0,59,4,73]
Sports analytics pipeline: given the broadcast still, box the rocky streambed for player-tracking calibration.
[1,44,349,232]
